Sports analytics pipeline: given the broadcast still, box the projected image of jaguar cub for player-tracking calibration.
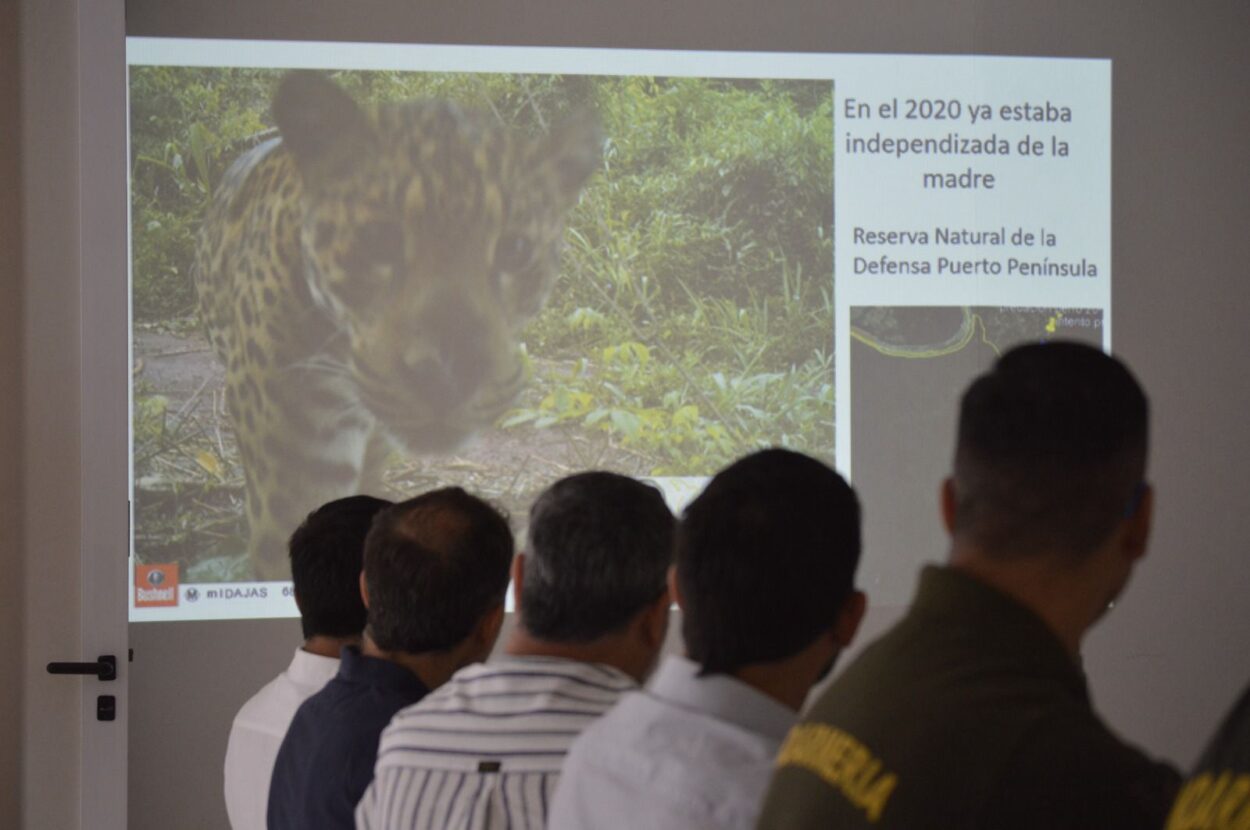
[194,71,600,579]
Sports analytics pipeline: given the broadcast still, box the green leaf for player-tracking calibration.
[673,405,700,428]
[609,409,642,437]
[499,411,538,428]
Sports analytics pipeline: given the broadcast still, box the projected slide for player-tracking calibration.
[127,41,1109,620]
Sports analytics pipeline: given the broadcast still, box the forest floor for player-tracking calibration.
[132,327,649,581]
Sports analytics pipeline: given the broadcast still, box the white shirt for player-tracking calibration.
[223,647,340,830]
[548,655,797,830]
[356,655,635,830]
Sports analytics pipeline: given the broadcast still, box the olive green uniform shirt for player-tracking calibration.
[757,566,1180,830]
[1164,684,1250,829]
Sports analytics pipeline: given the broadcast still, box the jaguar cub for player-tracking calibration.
[194,71,599,579]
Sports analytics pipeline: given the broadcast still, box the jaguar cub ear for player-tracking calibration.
[540,111,603,204]
[272,71,373,185]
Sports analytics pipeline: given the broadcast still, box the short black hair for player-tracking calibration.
[953,340,1149,559]
[678,448,861,676]
[363,487,513,654]
[288,495,392,640]
[521,471,675,642]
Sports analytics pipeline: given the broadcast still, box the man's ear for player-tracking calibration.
[1121,484,1154,562]
[358,571,370,610]
[476,603,506,652]
[666,565,684,612]
[940,477,959,535]
[639,587,672,651]
[511,554,526,608]
[834,590,867,648]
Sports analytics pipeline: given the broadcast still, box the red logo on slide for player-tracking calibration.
[135,563,179,607]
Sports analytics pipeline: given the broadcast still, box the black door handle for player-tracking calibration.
[47,655,117,681]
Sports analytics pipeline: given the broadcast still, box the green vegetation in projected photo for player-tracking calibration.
[129,67,834,581]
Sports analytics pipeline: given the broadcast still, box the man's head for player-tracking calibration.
[948,341,1150,562]
[363,487,513,657]
[677,449,865,686]
[289,495,392,641]
[516,471,675,675]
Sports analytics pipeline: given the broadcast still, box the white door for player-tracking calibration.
[22,0,129,827]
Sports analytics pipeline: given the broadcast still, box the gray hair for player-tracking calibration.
[521,471,675,642]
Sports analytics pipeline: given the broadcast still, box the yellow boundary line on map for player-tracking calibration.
[850,307,1022,359]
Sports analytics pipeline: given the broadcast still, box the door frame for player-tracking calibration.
[20,0,129,827]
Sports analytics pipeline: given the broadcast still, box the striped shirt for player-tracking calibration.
[355,655,636,830]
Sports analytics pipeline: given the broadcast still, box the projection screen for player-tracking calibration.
[126,39,1110,621]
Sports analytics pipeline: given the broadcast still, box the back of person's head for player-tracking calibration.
[289,495,392,640]
[678,448,862,677]
[953,340,1149,560]
[521,471,675,643]
[363,487,514,653]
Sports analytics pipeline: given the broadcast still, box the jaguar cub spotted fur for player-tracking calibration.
[194,72,599,579]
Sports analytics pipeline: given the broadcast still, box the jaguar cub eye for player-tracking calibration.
[493,233,533,274]
[345,220,405,275]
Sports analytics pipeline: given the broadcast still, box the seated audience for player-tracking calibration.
[1164,680,1250,829]
[548,448,867,830]
[757,341,1182,829]
[267,487,513,830]
[356,471,675,830]
[223,494,391,830]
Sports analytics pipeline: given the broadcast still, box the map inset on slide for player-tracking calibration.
[850,306,1103,603]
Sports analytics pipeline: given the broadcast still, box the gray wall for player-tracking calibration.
[8,1,1250,827]
[121,2,1250,826]
[1084,2,1250,751]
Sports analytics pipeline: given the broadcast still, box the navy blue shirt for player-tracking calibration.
[267,646,429,830]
